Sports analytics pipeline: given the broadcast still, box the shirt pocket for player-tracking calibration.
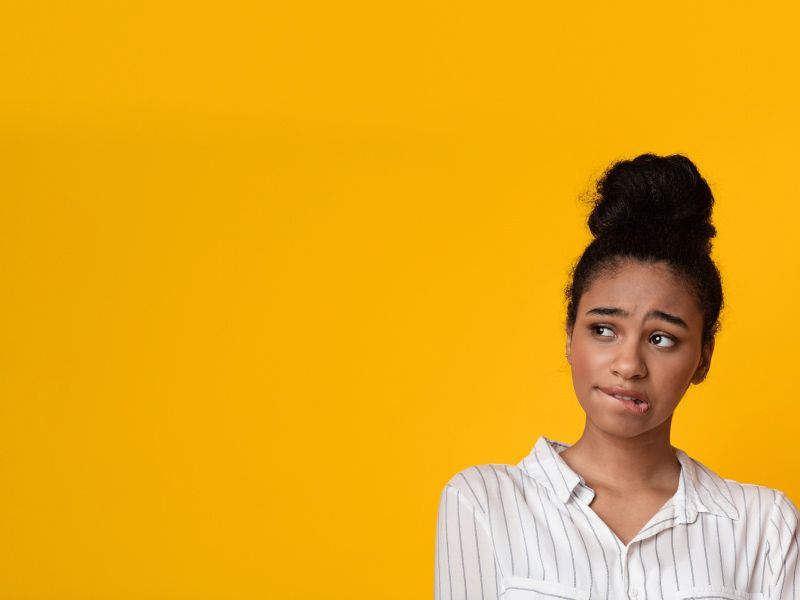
[676,587,765,600]
[500,576,591,600]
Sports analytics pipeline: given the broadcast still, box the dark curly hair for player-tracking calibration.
[565,153,723,347]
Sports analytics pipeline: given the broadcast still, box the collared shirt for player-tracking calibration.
[434,436,800,600]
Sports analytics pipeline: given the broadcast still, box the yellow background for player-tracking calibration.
[1,2,799,598]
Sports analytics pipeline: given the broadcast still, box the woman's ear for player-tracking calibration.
[691,338,715,384]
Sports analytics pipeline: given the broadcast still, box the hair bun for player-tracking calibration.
[587,154,716,252]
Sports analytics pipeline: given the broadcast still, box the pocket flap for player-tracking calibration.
[678,587,765,600]
[500,576,591,600]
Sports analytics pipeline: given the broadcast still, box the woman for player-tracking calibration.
[434,154,799,600]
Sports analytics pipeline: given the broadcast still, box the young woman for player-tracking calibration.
[434,154,799,600]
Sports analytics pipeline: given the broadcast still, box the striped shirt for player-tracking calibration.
[434,435,800,600]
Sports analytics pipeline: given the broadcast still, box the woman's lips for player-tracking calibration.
[598,386,651,415]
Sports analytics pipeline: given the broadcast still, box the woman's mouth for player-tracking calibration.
[598,386,651,415]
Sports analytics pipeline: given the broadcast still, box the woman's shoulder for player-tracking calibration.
[725,479,797,516]
[440,435,563,500]
[720,478,800,555]
[703,467,800,529]
[439,462,530,515]
[722,477,795,502]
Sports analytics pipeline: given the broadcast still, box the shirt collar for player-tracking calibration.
[518,435,739,522]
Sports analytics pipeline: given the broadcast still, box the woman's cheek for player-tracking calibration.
[570,350,599,398]
[574,343,604,376]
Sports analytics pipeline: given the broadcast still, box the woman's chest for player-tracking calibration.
[587,488,674,546]
[489,488,767,600]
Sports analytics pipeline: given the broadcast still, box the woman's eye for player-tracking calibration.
[592,325,614,337]
[650,334,676,348]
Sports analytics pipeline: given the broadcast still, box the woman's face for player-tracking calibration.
[566,259,714,439]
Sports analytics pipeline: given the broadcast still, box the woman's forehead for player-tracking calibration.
[580,260,702,318]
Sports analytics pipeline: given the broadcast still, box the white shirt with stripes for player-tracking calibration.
[434,436,799,600]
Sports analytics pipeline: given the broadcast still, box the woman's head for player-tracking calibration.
[565,258,713,437]
[563,154,721,438]
[565,153,723,348]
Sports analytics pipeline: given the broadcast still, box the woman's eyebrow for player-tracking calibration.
[585,307,689,330]
[647,310,689,329]
[586,307,626,318]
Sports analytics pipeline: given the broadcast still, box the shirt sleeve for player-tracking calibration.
[435,482,500,600]
[766,491,800,599]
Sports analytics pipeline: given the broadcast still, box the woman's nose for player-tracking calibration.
[610,340,647,379]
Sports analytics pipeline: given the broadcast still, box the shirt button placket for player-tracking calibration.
[624,543,639,600]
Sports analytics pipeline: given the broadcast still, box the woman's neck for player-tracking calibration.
[558,419,681,494]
